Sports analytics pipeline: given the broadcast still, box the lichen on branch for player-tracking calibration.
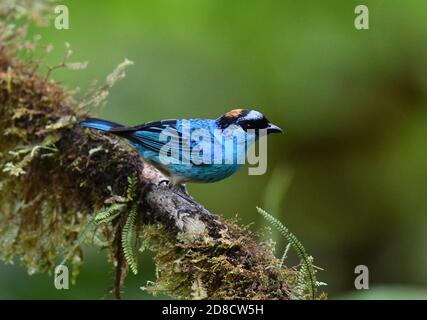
[0,1,319,300]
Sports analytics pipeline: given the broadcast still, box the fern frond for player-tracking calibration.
[280,243,291,269]
[121,204,138,275]
[61,202,126,265]
[256,207,316,300]
[126,176,137,201]
[60,218,95,266]
[94,203,125,225]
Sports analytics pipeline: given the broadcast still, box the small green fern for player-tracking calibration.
[60,218,96,266]
[256,206,317,300]
[60,203,126,265]
[280,243,291,269]
[126,176,137,201]
[61,177,139,275]
[94,203,126,224]
[121,204,138,275]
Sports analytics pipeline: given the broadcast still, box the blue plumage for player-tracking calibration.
[79,118,123,132]
[80,109,282,187]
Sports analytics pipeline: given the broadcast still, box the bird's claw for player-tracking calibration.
[175,187,217,218]
[158,181,217,218]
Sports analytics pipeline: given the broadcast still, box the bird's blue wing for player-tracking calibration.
[112,119,194,163]
[109,118,219,166]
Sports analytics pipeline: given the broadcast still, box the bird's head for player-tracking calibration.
[216,109,283,134]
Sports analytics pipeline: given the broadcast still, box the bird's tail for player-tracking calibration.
[79,117,124,132]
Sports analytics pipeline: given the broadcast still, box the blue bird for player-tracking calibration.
[80,109,282,191]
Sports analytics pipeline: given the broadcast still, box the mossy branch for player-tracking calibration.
[0,2,318,300]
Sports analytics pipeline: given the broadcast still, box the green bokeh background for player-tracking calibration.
[1,0,427,299]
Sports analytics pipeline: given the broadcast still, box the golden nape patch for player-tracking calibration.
[225,109,243,117]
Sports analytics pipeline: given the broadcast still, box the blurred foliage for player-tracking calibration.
[1,0,427,299]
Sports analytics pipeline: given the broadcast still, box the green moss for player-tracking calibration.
[141,220,294,299]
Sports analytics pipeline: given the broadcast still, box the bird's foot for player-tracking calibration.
[157,180,217,218]
[175,185,217,218]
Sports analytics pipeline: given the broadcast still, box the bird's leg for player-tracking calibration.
[176,184,191,199]
[157,180,216,217]
[173,184,198,206]
[158,180,191,202]
[172,184,216,217]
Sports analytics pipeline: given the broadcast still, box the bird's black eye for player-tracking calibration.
[239,117,269,130]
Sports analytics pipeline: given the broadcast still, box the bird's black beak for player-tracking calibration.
[266,123,283,134]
